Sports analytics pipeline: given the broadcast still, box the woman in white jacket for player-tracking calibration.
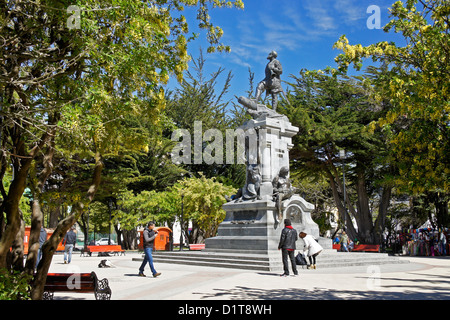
[300,232,323,269]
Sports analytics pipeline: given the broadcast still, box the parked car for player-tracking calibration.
[95,238,116,245]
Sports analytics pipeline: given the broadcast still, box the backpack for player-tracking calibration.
[295,252,308,266]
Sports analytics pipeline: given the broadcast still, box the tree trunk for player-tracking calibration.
[355,169,374,244]
[121,229,137,250]
[48,205,61,229]
[0,164,31,269]
[78,213,89,246]
[432,192,449,228]
[24,200,45,274]
[32,213,79,300]
[31,152,104,300]
[0,127,51,269]
[374,186,392,245]
[114,224,122,247]
[25,120,57,275]
[10,209,25,271]
[327,170,357,241]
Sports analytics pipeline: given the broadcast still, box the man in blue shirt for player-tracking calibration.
[63,227,77,264]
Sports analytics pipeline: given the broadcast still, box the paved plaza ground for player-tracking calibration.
[46,251,450,301]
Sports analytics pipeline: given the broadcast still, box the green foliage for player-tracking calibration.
[2,172,32,225]
[113,175,235,242]
[165,49,245,186]
[171,174,236,240]
[283,69,389,181]
[291,175,335,235]
[0,0,245,287]
[0,0,245,187]
[87,201,111,233]
[280,69,394,242]
[0,269,32,300]
[165,48,233,132]
[115,189,179,230]
[333,0,450,194]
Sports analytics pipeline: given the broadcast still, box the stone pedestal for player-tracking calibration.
[205,195,324,253]
[205,113,330,256]
[240,115,299,200]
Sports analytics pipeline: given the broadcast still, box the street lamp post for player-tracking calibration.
[108,198,113,245]
[86,208,90,246]
[339,149,347,231]
[179,194,184,251]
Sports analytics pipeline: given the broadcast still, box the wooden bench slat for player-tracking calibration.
[44,287,95,292]
[189,244,205,251]
[45,278,93,283]
[47,273,93,277]
[44,286,95,290]
[332,244,380,252]
[352,244,380,252]
[81,245,125,257]
[87,245,123,250]
[44,281,95,286]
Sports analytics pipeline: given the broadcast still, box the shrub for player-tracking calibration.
[0,269,32,300]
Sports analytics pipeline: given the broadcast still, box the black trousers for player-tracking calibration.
[282,249,297,275]
[308,254,317,265]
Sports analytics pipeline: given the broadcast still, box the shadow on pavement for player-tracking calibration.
[192,285,450,300]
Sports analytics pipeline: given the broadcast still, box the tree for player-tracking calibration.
[113,175,235,247]
[112,187,181,249]
[290,174,336,236]
[0,0,244,299]
[333,0,449,226]
[281,69,394,244]
[170,174,236,243]
[165,49,247,187]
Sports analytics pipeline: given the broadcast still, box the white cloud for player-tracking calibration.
[333,0,367,24]
[228,51,252,68]
[221,0,371,69]
[302,1,336,31]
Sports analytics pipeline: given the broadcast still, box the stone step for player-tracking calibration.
[153,251,272,262]
[154,254,271,266]
[133,252,271,271]
[153,249,394,260]
[151,258,272,271]
[133,250,408,272]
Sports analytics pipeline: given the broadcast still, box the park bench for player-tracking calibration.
[332,244,380,252]
[81,245,125,257]
[40,272,111,300]
[352,244,380,252]
[189,244,205,251]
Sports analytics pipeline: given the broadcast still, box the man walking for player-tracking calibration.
[139,221,161,278]
[278,219,298,277]
[63,226,77,264]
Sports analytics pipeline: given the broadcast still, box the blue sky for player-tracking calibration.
[168,0,406,104]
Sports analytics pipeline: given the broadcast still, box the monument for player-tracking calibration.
[205,52,331,257]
